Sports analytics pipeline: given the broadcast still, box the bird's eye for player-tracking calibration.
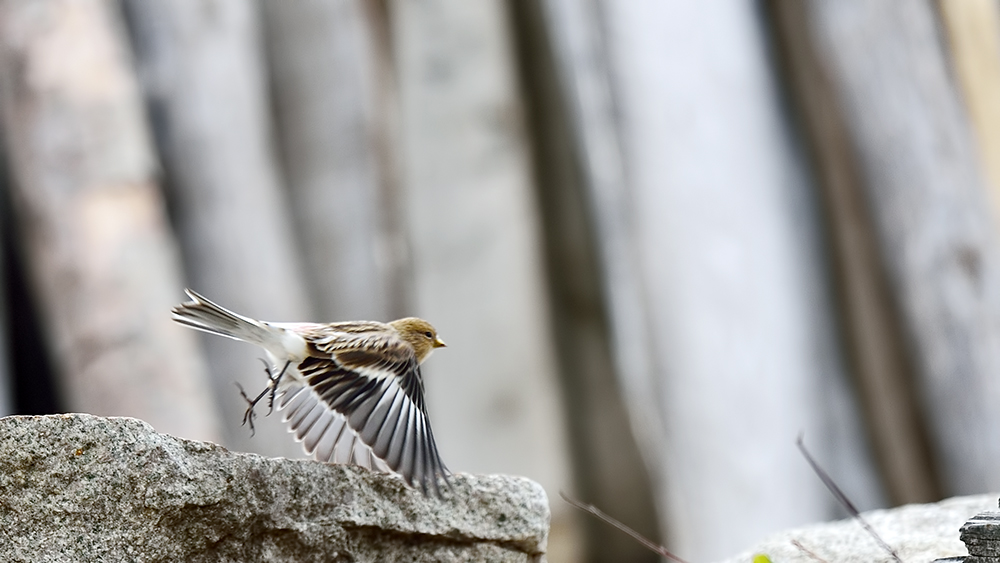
[424,331,433,338]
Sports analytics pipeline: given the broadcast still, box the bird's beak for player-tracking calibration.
[433,336,447,348]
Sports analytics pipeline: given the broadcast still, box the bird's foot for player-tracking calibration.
[235,359,293,437]
[236,381,270,437]
[260,359,291,416]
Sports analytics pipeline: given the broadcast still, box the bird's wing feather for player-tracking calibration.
[277,327,447,495]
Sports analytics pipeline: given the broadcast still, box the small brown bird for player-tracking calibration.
[171,289,449,495]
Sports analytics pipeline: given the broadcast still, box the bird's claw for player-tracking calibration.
[259,358,291,416]
[236,381,268,437]
[235,359,293,437]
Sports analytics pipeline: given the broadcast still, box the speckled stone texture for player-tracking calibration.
[0,414,549,562]
[717,494,997,563]
[961,506,1000,563]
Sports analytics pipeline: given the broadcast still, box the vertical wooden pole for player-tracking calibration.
[509,0,661,560]
[122,0,312,458]
[790,0,1000,495]
[0,0,222,441]
[540,0,884,559]
[390,0,584,559]
[258,0,408,321]
[767,0,941,505]
[938,0,1000,222]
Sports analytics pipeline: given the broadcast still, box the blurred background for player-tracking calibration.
[1,0,1000,561]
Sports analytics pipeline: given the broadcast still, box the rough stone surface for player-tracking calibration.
[0,414,549,562]
[718,494,996,563]
[961,508,1000,561]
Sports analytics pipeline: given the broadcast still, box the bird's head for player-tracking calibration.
[389,317,446,363]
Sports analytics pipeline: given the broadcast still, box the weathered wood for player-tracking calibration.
[508,0,660,561]
[389,0,583,559]
[767,0,941,505]
[797,0,1000,495]
[0,0,221,441]
[258,0,407,321]
[535,0,669,500]
[122,0,312,458]
[938,0,1000,220]
[539,1,884,559]
[4,226,61,416]
[0,190,9,417]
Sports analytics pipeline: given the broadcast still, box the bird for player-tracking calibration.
[171,289,450,496]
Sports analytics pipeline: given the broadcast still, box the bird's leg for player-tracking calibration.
[236,381,269,437]
[235,359,292,437]
[264,359,291,415]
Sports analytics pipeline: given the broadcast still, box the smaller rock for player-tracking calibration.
[960,508,1000,563]
[717,494,997,563]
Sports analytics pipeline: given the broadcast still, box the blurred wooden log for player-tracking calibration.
[5,223,62,415]
[791,0,1000,495]
[938,0,1000,219]
[767,0,941,505]
[121,0,312,458]
[258,0,406,321]
[531,0,668,501]
[508,1,660,562]
[0,198,9,417]
[538,1,885,560]
[389,0,583,559]
[0,0,221,441]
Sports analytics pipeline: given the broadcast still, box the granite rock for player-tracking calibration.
[960,507,1000,563]
[717,494,997,563]
[0,414,549,562]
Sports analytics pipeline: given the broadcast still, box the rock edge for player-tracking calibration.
[0,413,549,563]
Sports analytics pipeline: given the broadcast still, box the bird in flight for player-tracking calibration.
[171,289,450,496]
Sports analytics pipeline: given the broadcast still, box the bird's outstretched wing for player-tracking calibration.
[276,326,449,496]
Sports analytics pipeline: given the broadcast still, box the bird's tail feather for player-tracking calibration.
[171,289,272,346]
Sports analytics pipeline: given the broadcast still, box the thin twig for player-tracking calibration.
[796,435,903,563]
[560,491,692,563]
[791,538,830,563]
